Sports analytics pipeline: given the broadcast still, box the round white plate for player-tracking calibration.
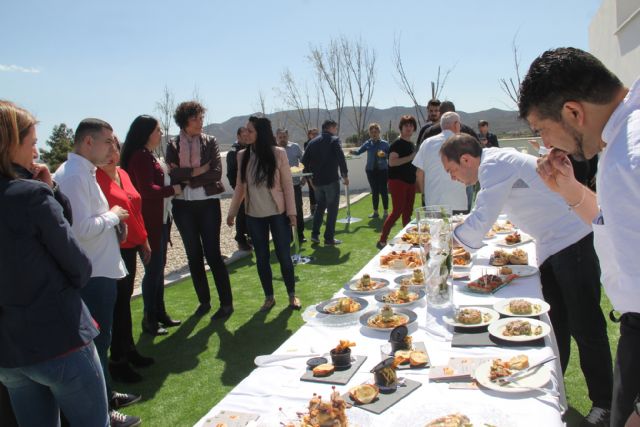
[316,296,369,316]
[474,360,551,393]
[493,298,550,318]
[343,277,390,295]
[488,317,551,342]
[443,306,499,328]
[393,274,426,288]
[374,288,425,307]
[501,265,538,277]
[359,308,418,331]
[495,232,533,247]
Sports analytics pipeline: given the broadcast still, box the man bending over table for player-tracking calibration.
[440,134,613,427]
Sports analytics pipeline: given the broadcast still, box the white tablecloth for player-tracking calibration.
[195,224,567,427]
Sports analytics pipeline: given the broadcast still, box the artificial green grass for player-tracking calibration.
[119,195,615,427]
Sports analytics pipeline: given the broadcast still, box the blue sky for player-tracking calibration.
[1,0,601,146]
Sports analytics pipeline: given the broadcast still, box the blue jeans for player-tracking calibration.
[141,222,169,319]
[80,277,117,397]
[246,213,296,297]
[0,343,109,427]
[311,180,340,241]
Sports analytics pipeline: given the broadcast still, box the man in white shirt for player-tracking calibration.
[55,118,141,427]
[276,128,306,242]
[413,111,467,213]
[441,134,613,426]
[520,47,640,427]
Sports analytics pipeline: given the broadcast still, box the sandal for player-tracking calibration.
[288,295,302,310]
[260,298,276,312]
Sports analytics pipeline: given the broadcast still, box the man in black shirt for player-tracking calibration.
[303,128,320,214]
[226,127,251,251]
[421,101,479,141]
[477,120,499,148]
[301,120,349,245]
[416,99,441,145]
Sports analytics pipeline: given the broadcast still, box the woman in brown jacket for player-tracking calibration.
[166,101,233,321]
[227,116,300,312]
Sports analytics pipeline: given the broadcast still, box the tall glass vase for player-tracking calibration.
[415,205,453,308]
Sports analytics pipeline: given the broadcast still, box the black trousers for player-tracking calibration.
[111,247,137,362]
[172,199,233,308]
[308,185,316,208]
[540,233,613,409]
[234,201,249,244]
[366,169,389,212]
[0,383,17,427]
[294,185,305,239]
[611,312,640,427]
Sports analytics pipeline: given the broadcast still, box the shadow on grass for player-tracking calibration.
[563,406,585,426]
[212,308,295,386]
[306,244,351,266]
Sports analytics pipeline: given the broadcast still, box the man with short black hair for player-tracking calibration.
[301,120,348,245]
[304,128,320,214]
[417,99,441,145]
[441,132,614,427]
[421,101,479,141]
[520,46,639,427]
[55,118,142,427]
[276,128,306,242]
[227,127,251,251]
[477,120,499,148]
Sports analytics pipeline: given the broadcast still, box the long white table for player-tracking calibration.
[196,223,567,427]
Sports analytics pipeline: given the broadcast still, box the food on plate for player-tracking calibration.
[399,231,429,246]
[452,248,471,266]
[466,274,518,294]
[333,340,355,354]
[499,266,513,275]
[389,325,412,352]
[490,248,529,266]
[401,269,425,286]
[492,220,514,233]
[348,384,379,405]
[489,355,530,380]
[324,297,361,314]
[312,363,336,377]
[372,358,399,391]
[505,231,522,244]
[409,351,428,367]
[394,350,412,364]
[485,229,496,239]
[381,285,420,304]
[367,305,409,328]
[295,388,348,427]
[353,274,385,291]
[455,308,491,325]
[424,413,471,427]
[380,250,423,269]
[503,320,543,337]
[508,299,541,315]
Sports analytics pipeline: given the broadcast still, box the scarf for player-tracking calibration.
[178,130,202,168]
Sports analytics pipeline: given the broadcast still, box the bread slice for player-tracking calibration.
[312,363,335,377]
[508,355,529,370]
[409,351,428,367]
[394,350,412,364]
[349,384,379,404]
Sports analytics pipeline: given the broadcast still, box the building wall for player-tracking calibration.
[589,0,640,86]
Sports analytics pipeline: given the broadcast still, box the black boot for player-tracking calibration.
[126,348,155,368]
[142,313,168,336]
[157,302,181,327]
[109,360,142,384]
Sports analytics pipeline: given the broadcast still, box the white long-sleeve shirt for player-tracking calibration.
[54,153,127,279]
[593,78,640,314]
[454,148,591,265]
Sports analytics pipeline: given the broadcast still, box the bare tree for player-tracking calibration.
[341,36,376,143]
[154,85,175,157]
[499,33,522,108]
[308,39,347,132]
[255,90,267,116]
[431,65,453,100]
[277,69,313,135]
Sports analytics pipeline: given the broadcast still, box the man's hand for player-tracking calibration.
[536,148,579,196]
[288,214,297,226]
[110,205,130,221]
[32,163,53,188]
[342,177,349,186]
[140,240,152,265]
[226,215,235,227]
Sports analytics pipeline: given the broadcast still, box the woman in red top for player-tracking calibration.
[97,138,154,384]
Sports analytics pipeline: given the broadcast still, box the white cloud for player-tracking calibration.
[0,64,41,73]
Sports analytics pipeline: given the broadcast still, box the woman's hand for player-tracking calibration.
[140,240,152,265]
[226,215,235,227]
[288,215,297,226]
[192,162,211,177]
[32,163,53,188]
[173,184,183,195]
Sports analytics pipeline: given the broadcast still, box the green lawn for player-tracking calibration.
[119,195,615,426]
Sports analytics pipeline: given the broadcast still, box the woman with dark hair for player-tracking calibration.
[377,115,418,249]
[122,115,182,335]
[227,116,301,312]
[166,101,234,321]
[0,100,109,426]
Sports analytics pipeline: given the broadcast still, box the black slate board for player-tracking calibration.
[300,355,367,385]
[343,378,422,414]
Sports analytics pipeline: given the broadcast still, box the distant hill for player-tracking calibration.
[203,106,533,150]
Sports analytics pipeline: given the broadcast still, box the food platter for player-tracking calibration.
[344,277,390,295]
[495,232,533,247]
[474,360,551,393]
[493,298,550,318]
[488,317,551,342]
[316,296,369,316]
[359,308,418,331]
[374,288,425,307]
[442,306,499,328]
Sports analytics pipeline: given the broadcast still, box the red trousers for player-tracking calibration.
[379,179,416,243]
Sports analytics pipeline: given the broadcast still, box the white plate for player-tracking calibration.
[343,277,390,295]
[443,307,499,328]
[495,232,533,247]
[498,265,538,277]
[393,274,427,288]
[493,298,550,318]
[488,317,551,342]
[474,360,551,393]
[374,288,425,307]
[359,308,418,331]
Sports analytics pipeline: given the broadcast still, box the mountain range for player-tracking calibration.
[202,106,533,150]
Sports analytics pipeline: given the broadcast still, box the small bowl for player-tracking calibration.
[330,348,352,370]
[389,339,410,353]
[373,367,398,393]
[306,357,328,370]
